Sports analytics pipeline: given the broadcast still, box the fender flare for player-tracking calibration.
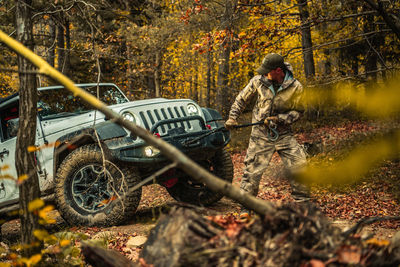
[201,108,223,123]
[53,121,127,173]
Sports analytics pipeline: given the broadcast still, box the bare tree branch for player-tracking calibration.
[342,216,400,237]
[364,0,400,40]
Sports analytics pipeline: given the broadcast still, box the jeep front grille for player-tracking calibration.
[138,106,194,135]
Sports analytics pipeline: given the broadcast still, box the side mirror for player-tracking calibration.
[7,118,19,138]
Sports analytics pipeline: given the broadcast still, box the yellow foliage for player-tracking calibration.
[38,205,56,224]
[33,229,49,241]
[299,130,400,185]
[28,141,61,153]
[365,238,391,247]
[17,174,28,184]
[60,239,71,247]
[29,254,42,265]
[28,198,45,212]
[304,77,400,118]
[27,146,38,152]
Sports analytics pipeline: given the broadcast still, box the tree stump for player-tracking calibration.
[140,203,400,266]
[140,205,222,267]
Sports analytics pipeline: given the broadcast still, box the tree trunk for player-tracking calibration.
[320,0,331,76]
[57,13,65,73]
[298,0,315,79]
[211,55,216,107]
[216,1,236,117]
[351,50,359,76]
[15,0,42,257]
[216,45,230,117]
[47,17,56,67]
[193,63,199,103]
[206,48,212,107]
[64,17,71,77]
[147,69,155,98]
[364,13,378,81]
[216,31,231,117]
[154,51,161,98]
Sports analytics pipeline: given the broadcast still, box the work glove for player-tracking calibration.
[224,118,238,130]
[264,116,278,125]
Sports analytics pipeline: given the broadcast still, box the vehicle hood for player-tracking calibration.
[40,98,198,136]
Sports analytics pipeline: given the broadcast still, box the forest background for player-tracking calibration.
[1,0,400,265]
[1,0,399,119]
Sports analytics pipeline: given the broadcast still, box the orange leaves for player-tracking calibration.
[27,146,37,152]
[17,174,28,185]
[225,222,243,238]
[208,214,245,239]
[336,245,361,265]
[180,1,208,24]
[192,30,234,54]
[99,195,118,207]
[38,205,57,224]
[365,238,390,247]
[27,141,60,153]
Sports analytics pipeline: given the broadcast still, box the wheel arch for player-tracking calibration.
[201,107,223,123]
[54,132,96,177]
[53,121,127,176]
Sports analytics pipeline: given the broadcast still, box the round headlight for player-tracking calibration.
[144,146,154,157]
[143,146,160,157]
[122,111,136,124]
[187,104,199,115]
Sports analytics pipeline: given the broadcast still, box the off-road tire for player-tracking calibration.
[166,148,233,206]
[55,144,141,226]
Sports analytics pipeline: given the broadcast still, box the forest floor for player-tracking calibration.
[1,116,399,263]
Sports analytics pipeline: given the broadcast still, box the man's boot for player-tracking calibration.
[291,180,311,202]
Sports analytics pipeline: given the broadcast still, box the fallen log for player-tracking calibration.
[140,204,223,267]
[81,242,138,267]
[140,204,400,267]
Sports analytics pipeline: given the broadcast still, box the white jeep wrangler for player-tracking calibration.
[0,83,232,226]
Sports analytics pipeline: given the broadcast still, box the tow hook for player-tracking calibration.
[163,178,178,188]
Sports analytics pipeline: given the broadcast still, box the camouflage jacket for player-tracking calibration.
[228,63,304,135]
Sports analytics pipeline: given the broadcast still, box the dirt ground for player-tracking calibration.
[2,172,397,242]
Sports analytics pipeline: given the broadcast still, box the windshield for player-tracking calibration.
[38,85,128,119]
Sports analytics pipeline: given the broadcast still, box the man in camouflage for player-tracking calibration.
[225,53,309,218]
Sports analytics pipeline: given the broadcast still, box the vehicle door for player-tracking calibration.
[35,117,50,191]
[0,106,19,203]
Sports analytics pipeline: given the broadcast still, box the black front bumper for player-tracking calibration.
[104,116,230,164]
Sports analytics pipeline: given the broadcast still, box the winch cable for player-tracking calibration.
[183,119,279,146]
[266,122,279,142]
[231,120,279,141]
[183,126,226,146]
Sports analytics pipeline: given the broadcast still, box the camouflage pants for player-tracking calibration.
[240,133,308,198]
